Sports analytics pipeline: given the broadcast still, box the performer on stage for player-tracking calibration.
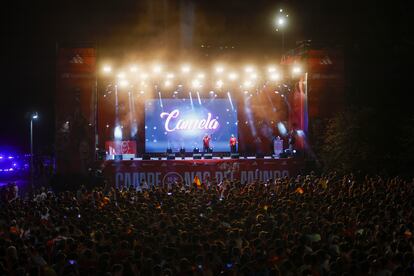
[203,134,211,153]
[229,134,237,153]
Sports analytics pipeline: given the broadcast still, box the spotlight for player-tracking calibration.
[192,79,202,89]
[267,66,276,73]
[269,73,281,81]
[215,66,224,73]
[229,72,238,81]
[216,80,224,89]
[166,73,175,79]
[129,65,138,72]
[152,65,162,74]
[103,65,112,73]
[243,80,253,88]
[164,80,172,87]
[181,64,191,73]
[117,72,126,79]
[292,66,302,74]
[196,72,205,79]
[140,73,149,80]
[119,79,129,87]
[244,66,254,73]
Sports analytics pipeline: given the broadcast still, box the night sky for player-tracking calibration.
[2,0,412,154]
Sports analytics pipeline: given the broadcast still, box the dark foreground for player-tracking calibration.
[1,173,413,275]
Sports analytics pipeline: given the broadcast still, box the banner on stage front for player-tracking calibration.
[101,158,303,187]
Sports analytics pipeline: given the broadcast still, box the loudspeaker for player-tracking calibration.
[143,154,151,160]
[279,152,288,158]
[167,153,175,160]
[193,153,202,159]
[230,153,239,159]
[193,147,200,153]
[166,148,172,154]
[114,154,123,160]
[204,153,213,159]
[256,153,264,159]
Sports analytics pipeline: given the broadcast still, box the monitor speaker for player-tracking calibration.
[279,152,288,158]
[193,153,202,159]
[143,154,151,160]
[230,153,239,159]
[256,153,264,159]
[204,153,213,159]
[167,153,175,160]
[114,154,123,160]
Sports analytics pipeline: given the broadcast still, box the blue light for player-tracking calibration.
[114,126,123,140]
[277,122,287,135]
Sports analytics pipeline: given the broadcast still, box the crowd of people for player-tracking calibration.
[1,173,413,275]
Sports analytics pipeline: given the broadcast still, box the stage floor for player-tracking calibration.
[101,157,303,187]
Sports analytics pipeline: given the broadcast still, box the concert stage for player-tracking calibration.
[101,157,303,187]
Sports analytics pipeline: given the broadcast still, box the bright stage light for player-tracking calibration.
[164,80,172,87]
[140,73,149,80]
[250,73,258,80]
[268,66,276,73]
[32,112,38,119]
[166,73,175,79]
[196,72,205,79]
[181,65,191,73]
[228,72,238,81]
[292,66,302,74]
[114,126,123,140]
[216,80,224,88]
[269,73,281,81]
[103,65,112,73]
[119,79,129,87]
[277,122,287,135]
[279,8,283,12]
[192,79,202,89]
[129,65,138,72]
[117,72,126,79]
[244,66,254,73]
[153,65,163,74]
[215,66,224,73]
[278,17,285,26]
[243,80,254,88]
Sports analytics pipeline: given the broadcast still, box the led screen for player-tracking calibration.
[145,98,238,152]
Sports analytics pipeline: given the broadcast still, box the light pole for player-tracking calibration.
[275,9,289,54]
[30,112,38,193]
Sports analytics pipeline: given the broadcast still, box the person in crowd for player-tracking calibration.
[0,173,413,275]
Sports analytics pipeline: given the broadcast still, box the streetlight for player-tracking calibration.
[30,112,38,193]
[275,9,289,53]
